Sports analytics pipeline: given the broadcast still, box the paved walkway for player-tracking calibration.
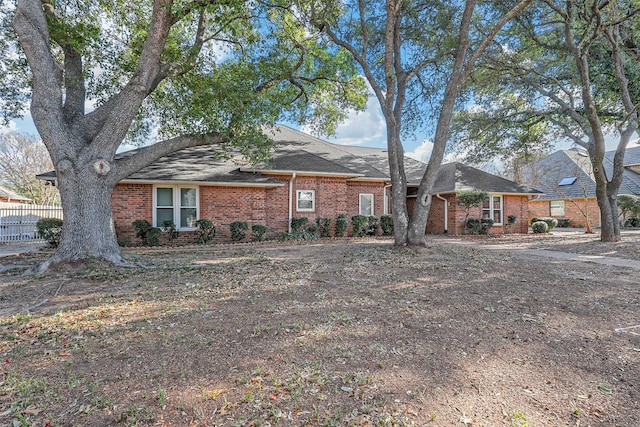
[446,240,640,270]
[0,242,45,258]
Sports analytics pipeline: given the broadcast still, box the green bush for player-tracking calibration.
[557,218,571,228]
[162,220,179,242]
[351,215,369,237]
[195,219,216,244]
[36,217,63,247]
[230,221,248,241]
[334,214,348,237]
[290,217,308,233]
[251,224,267,241]
[367,216,380,236]
[530,216,558,231]
[380,214,394,235]
[315,218,332,238]
[624,217,640,228]
[531,220,549,233]
[465,218,494,235]
[507,215,518,226]
[132,219,162,246]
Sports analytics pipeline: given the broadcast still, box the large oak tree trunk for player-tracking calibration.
[38,161,123,271]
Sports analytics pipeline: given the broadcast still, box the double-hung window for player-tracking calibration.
[296,190,315,212]
[482,194,503,225]
[359,193,374,215]
[154,186,199,228]
[550,200,565,217]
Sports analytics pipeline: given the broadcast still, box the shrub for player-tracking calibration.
[162,220,179,242]
[132,219,162,246]
[36,217,63,247]
[251,224,267,241]
[380,214,394,235]
[334,214,348,237]
[283,217,319,241]
[290,217,308,233]
[530,216,558,231]
[465,218,494,235]
[531,220,549,233]
[195,219,216,244]
[315,218,332,238]
[624,217,640,228]
[557,218,571,228]
[351,215,369,237]
[367,216,380,236]
[230,221,248,241]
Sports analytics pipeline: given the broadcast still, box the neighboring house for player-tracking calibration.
[0,184,31,203]
[520,147,640,228]
[38,125,539,241]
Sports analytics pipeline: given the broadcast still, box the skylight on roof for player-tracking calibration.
[558,177,577,186]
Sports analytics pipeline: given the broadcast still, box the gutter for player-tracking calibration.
[436,193,448,233]
[288,172,296,233]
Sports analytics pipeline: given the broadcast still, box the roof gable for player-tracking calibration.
[432,163,540,195]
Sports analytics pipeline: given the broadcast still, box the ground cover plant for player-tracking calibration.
[1,233,639,426]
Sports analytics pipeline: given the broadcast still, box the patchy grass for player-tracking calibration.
[1,236,639,426]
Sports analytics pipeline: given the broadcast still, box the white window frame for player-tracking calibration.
[359,193,374,216]
[482,194,503,226]
[296,189,315,212]
[153,185,199,229]
[550,200,565,217]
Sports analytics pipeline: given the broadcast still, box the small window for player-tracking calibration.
[359,193,374,216]
[296,190,315,212]
[154,186,199,228]
[558,177,577,186]
[482,194,503,225]
[550,200,565,217]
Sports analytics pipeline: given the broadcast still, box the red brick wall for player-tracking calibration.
[200,186,268,240]
[529,197,600,228]
[112,178,388,242]
[112,183,153,238]
[427,193,531,235]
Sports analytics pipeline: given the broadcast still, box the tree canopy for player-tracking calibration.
[297,0,532,245]
[4,0,366,270]
[452,0,640,241]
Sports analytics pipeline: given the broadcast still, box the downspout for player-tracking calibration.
[383,184,392,214]
[288,173,296,233]
[436,193,448,233]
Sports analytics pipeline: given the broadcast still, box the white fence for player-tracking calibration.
[0,203,63,243]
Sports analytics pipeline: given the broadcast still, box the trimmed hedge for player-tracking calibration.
[36,217,63,247]
[531,220,549,233]
[465,218,494,235]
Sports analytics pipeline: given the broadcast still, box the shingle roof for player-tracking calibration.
[0,185,31,202]
[36,125,536,195]
[432,162,541,195]
[522,148,640,199]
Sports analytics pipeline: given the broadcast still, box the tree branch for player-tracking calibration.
[112,132,227,183]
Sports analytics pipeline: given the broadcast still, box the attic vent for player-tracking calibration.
[558,177,577,186]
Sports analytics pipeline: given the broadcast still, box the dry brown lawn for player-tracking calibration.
[1,231,639,426]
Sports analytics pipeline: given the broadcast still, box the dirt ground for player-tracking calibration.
[1,231,639,426]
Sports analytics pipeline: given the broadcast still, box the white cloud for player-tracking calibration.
[303,93,387,147]
[405,139,433,162]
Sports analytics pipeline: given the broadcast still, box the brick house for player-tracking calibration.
[520,147,640,228]
[415,163,540,235]
[0,185,31,203]
[40,125,540,241]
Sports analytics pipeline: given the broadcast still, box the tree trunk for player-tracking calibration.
[37,161,123,272]
[386,128,410,245]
